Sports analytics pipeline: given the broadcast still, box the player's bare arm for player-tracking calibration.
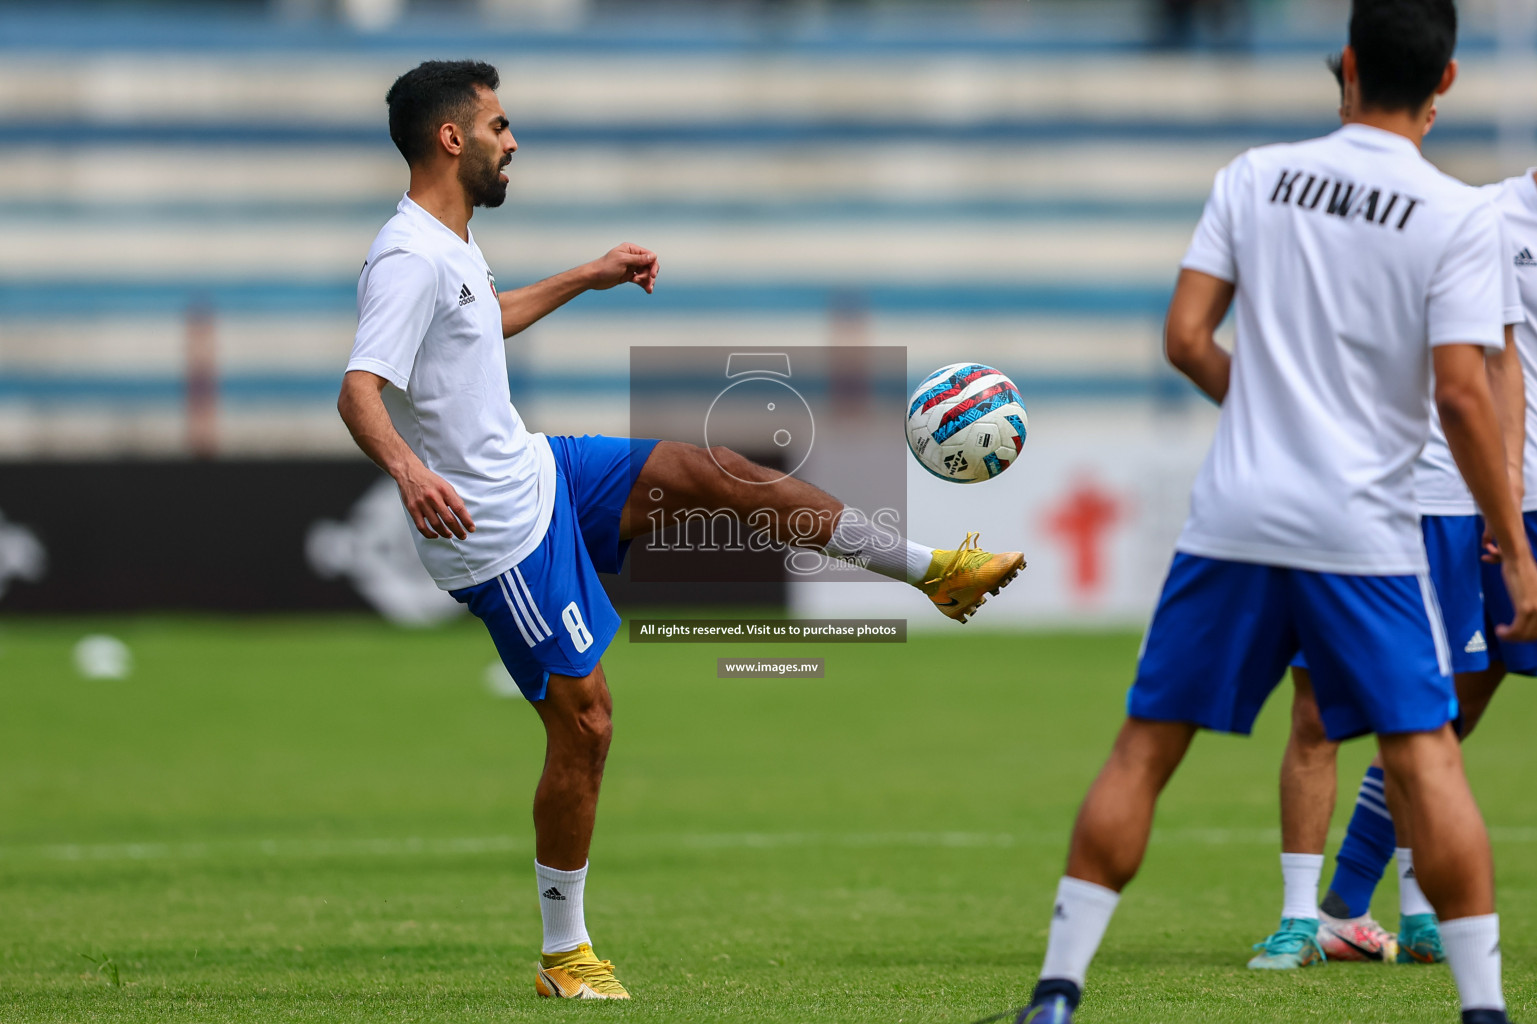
[1434,343,1537,640]
[337,369,475,541]
[1164,268,1236,403]
[500,243,660,337]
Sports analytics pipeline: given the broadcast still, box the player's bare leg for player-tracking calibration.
[1268,669,1395,964]
[1012,718,1195,1020]
[1280,668,1338,856]
[620,441,842,547]
[1314,663,1507,967]
[531,665,612,870]
[1064,718,1197,890]
[1454,666,1506,740]
[619,441,1023,622]
[528,664,629,999]
[1376,728,1495,919]
[1375,730,1507,1014]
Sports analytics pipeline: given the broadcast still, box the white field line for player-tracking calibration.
[3,827,1536,865]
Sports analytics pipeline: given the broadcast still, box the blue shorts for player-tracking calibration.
[1481,508,1537,675]
[1290,514,1488,676]
[451,435,659,702]
[1133,553,1458,742]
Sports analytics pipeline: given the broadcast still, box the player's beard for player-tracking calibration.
[460,137,509,209]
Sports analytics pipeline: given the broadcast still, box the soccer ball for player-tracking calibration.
[905,363,1028,483]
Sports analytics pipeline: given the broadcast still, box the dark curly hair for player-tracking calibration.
[385,60,500,165]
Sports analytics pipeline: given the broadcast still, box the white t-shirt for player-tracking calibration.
[346,194,555,591]
[1177,124,1506,575]
[1412,204,1522,516]
[1482,171,1537,512]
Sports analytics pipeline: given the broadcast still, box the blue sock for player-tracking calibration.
[1325,765,1397,918]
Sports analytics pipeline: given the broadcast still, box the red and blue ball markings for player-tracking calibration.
[908,364,993,419]
[1004,413,1027,451]
[931,382,1024,443]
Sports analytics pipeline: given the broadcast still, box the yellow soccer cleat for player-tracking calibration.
[535,944,630,1000]
[919,531,1025,623]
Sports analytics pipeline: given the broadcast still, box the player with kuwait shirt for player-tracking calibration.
[1005,2,1537,1023]
[1247,55,1527,972]
[337,61,1024,1002]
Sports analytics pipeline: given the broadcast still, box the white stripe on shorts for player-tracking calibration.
[512,566,553,637]
[1418,572,1453,678]
[503,569,550,643]
[496,572,538,647]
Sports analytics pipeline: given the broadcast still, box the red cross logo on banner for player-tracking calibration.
[1044,477,1124,598]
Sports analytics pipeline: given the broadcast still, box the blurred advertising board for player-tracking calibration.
[0,460,782,622]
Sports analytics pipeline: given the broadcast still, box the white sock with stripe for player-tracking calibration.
[824,508,934,585]
[1040,876,1121,987]
[1441,914,1505,1012]
[536,860,591,954]
[1280,852,1323,920]
[1397,848,1435,917]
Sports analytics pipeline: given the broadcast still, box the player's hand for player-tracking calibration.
[396,465,475,540]
[585,243,659,294]
[1497,547,1537,642]
[1482,523,1502,564]
[1484,471,1527,564]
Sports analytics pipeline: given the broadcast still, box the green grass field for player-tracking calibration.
[1,615,1534,1023]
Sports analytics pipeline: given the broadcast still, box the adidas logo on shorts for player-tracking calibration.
[1465,630,1487,655]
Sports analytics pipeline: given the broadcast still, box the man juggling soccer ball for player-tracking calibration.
[336,60,1024,1000]
[1004,2,1537,1022]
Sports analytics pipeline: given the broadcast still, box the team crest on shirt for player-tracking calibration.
[486,270,498,296]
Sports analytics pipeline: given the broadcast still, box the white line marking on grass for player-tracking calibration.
[4,827,1534,865]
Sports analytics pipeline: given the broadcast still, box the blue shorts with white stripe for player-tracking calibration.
[1130,553,1459,742]
[451,435,659,702]
[1291,514,1489,676]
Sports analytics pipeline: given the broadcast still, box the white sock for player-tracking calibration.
[1040,876,1121,987]
[824,508,934,584]
[536,860,590,954]
[1442,914,1505,1012]
[1396,848,1435,917]
[1280,852,1323,921]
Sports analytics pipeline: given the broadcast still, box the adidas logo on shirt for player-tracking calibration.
[1465,630,1487,655]
[542,886,566,901]
[1516,248,1536,267]
[458,283,476,306]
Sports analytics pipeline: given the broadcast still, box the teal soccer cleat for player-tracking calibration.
[1248,917,1327,969]
[1397,913,1446,964]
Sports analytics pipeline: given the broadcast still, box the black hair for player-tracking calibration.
[385,60,500,165]
[1325,51,1344,91]
[1348,0,1456,112]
